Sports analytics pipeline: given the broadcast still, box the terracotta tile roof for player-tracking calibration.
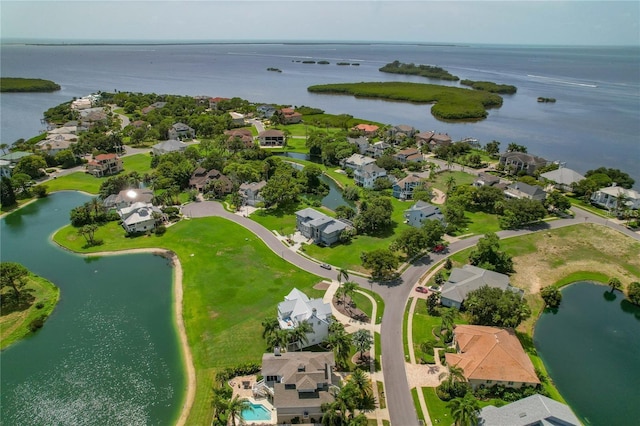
[446,325,540,385]
[354,124,379,133]
[94,153,118,161]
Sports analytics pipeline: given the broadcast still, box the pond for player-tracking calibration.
[0,192,184,425]
[534,281,640,426]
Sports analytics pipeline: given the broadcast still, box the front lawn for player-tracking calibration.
[41,172,102,194]
[53,216,323,425]
[431,170,477,192]
[122,153,153,174]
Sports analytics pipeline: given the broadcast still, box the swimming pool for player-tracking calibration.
[242,403,272,421]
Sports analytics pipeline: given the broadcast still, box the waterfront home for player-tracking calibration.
[141,101,167,115]
[257,104,276,118]
[387,124,417,143]
[404,201,445,228]
[259,351,339,424]
[36,135,76,156]
[504,182,547,201]
[71,98,92,110]
[152,139,188,156]
[86,153,123,177]
[347,136,370,155]
[429,133,452,149]
[239,181,267,206]
[168,122,195,140]
[440,265,522,309]
[394,148,423,164]
[591,185,640,210]
[415,131,435,147]
[473,172,501,188]
[279,107,303,124]
[540,166,585,192]
[258,129,285,146]
[499,152,548,175]
[353,163,387,189]
[352,123,379,136]
[445,325,540,389]
[365,141,391,158]
[340,153,376,171]
[208,97,230,110]
[117,202,164,234]
[393,174,422,200]
[104,188,154,210]
[277,288,332,349]
[478,394,581,426]
[295,208,350,246]
[228,111,245,126]
[188,168,233,194]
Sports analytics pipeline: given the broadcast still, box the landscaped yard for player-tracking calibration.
[53,216,324,425]
[431,170,477,192]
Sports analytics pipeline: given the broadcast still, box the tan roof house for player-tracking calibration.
[446,325,540,390]
[188,168,233,194]
[258,129,285,146]
[280,108,303,124]
[394,148,423,164]
[499,152,548,175]
[87,153,123,177]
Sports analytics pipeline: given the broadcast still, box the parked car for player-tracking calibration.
[432,244,447,253]
[429,285,440,292]
[320,263,332,270]
[416,286,428,294]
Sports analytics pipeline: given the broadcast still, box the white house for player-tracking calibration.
[340,153,376,171]
[152,139,188,156]
[540,166,585,192]
[117,202,163,234]
[591,185,640,210]
[277,288,333,349]
[404,201,446,228]
[353,163,387,189]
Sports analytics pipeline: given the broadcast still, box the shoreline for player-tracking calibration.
[58,247,195,426]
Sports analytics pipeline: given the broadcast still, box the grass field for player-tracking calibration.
[53,217,323,424]
[350,291,373,320]
[412,387,425,423]
[356,287,385,324]
[430,170,477,192]
[0,274,60,350]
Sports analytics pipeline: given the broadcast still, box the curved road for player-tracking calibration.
[182,201,639,426]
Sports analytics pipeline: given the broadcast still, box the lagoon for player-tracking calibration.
[534,282,640,426]
[0,192,183,425]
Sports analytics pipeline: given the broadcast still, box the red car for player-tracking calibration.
[432,244,447,253]
[416,286,429,294]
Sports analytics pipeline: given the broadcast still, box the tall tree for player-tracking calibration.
[448,393,481,426]
[291,320,314,350]
[261,317,279,339]
[464,286,531,328]
[0,177,16,207]
[360,248,399,280]
[326,325,351,369]
[540,286,562,308]
[337,268,350,285]
[468,232,514,274]
[351,329,373,362]
[0,262,29,304]
[227,395,252,426]
[438,364,467,393]
[608,277,622,293]
[391,227,428,258]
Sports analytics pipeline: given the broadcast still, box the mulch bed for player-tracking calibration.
[332,295,370,323]
[313,281,331,291]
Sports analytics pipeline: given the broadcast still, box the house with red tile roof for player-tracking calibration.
[86,153,123,177]
[445,325,540,390]
[352,123,379,136]
[279,108,303,124]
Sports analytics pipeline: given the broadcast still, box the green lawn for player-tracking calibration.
[53,217,323,425]
[403,297,413,360]
[0,274,60,350]
[412,301,441,363]
[374,332,382,371]
[42,172,102,194]
[350,291,373,320]
[463,210,501,236]
[412,387,425,423]
[122,153,153,174]
[431,170,477,192]
[423,387,450,425]
[356,287,385,324]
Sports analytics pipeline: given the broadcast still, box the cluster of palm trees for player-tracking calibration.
[211,385,252,426]
[261,316,314,352]
[325,321,352,369]
[321,369,376,426]
[438,365,481,426]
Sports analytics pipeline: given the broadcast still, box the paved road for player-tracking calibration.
[187,200,639,426]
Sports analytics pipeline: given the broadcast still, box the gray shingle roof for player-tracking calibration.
[540,167,585,186]
[441,265,516,305]
[479,394,582,426]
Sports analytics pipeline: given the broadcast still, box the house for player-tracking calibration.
[540,166,585,192]
[279,108,303,124]
[257,104,277,118]
[445,325,540,389]
[86,153,123,177]
[340,153,376,171]
[473,172,501,187]
[0,160,11,178]
[387,124,417,143]
[79,108,108,128]
[239,181,267,206]
[168,122,195,140]
[591,185,640,210]
[295,208,350,246]
[353,163,387,189]
[504,182,547,201]
[36,136,76,156]
[141,101,167,114]
[404,201,445,227]
[259,351,339,424]
[478,394,582,426]
[188,168,233,194]
[117,202,164,234]
[228,111,245,126]
[440,265,522,309]
[277,288,333,349]
[352,123,379,136]
[105,188,154,209]
[71,98,92,110]
[393,174,422,200]
[224,129,254,148]
[152,139,188,156]
[209,97,230,110]
[258,129,285,146]
[429,133,452,149]
[365,141,391,158]
[499,152,548,175]
[48,125,77,135]
[0,151,33,176]
[394,148,423,164]
[415,131,435,147]
[347,136,370,155]
[193,96,210,106]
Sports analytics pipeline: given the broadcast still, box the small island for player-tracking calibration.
[317,60,330,65]
[0,77,61,93]
[308,81,502,121]
[1,262,60,350]
[460,79,518,94]
[379,60,460,81]
[302,60,316,64]
[267,67,282,73]
[337,62,360,66]
[537,97,557,103]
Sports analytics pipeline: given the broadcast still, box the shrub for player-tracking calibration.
[35,302,45,309]
[32,185,48,198]
[155,225,167,236]
[627,281,640,305]
[28,315,47,332]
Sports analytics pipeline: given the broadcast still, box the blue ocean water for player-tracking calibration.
[1,42,638,184]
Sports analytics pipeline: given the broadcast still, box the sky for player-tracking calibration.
[1,1,639,46]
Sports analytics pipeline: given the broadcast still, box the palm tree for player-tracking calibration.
[337,267,350,285]
[445,175,457,193]
[291,320,314,350]
[438,364,467,392]
[608,277,622,293]
[352,329,373,362]
[326,328,352,369]
[440,308,456,332]
[261,317,279,339]
[448,393,480,426]
[227,395,252,426]
[211,385,232,426]
[341,281,358,313]
[266,328,290,352]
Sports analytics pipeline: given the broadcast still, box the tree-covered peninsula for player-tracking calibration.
[308,82,503,120]
[0,77,61,93]
[460,79,517,94]
[379,60,459,81]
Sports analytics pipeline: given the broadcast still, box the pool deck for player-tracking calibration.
[230,374,276,425]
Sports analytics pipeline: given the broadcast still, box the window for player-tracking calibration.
[486,380,493,384]
[507,381,514,386]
